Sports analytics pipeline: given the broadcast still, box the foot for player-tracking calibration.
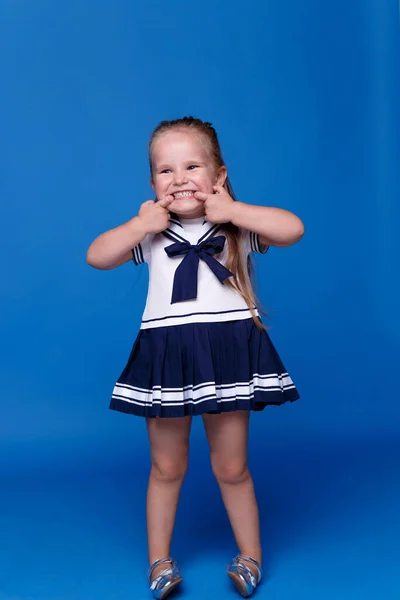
[148,557,183,600]
[239,557,260,580]
[227,554,262,598]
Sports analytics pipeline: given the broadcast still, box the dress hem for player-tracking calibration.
[109,392,300,418]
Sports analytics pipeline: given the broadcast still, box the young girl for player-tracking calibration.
[87,117,304,599]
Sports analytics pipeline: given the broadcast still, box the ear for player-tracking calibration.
[215,166,227,186]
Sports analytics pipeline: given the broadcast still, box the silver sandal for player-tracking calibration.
[148,557,183,600]
[227,554,262,597]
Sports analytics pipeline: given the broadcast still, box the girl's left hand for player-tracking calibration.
[194,185,235,224]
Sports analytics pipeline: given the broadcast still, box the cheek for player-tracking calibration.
[195,171,215,190]
[153,178,167,195]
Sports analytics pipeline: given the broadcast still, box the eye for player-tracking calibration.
[160,169,171,174]
[187,165,198,171]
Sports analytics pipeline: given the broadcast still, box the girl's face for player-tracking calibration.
[151,130,227,218]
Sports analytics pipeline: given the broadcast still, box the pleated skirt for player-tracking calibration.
[109,318,299,418]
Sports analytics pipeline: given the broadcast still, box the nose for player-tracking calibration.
[173,170,188,186]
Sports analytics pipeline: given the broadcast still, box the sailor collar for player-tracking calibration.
[162,214,223,246]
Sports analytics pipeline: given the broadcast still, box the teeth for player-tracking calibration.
[173,191,194,198]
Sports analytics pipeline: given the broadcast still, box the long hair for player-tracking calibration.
[149,116,265,329]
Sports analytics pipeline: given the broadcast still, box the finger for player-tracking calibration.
[158,195,174,208]
[144,199,155,206]
[193,191,209,202]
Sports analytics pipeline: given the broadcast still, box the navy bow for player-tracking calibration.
[164,235,233,303]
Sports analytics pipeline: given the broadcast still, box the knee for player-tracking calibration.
[211,457,249,485]
[151,455,188,484]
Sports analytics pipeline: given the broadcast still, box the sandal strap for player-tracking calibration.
[148,556,174,583]
[235,554,262,584]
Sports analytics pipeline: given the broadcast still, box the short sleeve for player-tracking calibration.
[131,234,153,265]
[241,229,270,255]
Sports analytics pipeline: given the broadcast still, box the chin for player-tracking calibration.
[170,199,205,218]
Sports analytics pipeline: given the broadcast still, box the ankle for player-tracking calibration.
[149,560,172,580]
[239,548,261,562]
[148,556,173,580]
[238,553,262,579]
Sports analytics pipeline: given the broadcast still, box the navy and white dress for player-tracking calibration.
[110,216,299,418]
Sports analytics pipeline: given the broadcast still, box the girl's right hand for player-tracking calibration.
[137,196,174,234]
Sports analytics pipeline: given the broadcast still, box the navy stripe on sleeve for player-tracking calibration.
[132,244,145,265]
[250,231,269,254]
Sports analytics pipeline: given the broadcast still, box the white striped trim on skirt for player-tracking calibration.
[111,373,296,408]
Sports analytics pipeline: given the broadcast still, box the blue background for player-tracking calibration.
[1,0,399,598]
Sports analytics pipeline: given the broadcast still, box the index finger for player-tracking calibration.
[157,194,174,208]
[193,191,209,202]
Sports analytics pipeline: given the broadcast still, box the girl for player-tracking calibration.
[87,117,304,599]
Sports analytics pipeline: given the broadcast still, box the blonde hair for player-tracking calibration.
[149,116,265,329]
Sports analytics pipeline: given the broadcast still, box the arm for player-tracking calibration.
[230,202,304,247]
[86,217,147,270]
[86,196,174,270]
[194,186,304,247]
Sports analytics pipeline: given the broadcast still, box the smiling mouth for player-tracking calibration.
[172,191,196,199]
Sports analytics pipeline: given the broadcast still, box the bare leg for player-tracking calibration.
[202,411,262,572]
[146,415,192,577]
